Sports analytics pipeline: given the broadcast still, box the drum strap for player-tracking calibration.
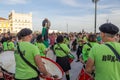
[17,43,40,75]
[57,44,69,56]
[105,44,120,60]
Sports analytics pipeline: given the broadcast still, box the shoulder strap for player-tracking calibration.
[57,44,68,56]
[105,44,120,60]
[87,43,92,48]
[17,43,40,75]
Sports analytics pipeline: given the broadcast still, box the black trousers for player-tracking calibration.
[0,78,4,80]
[76,46,83,60]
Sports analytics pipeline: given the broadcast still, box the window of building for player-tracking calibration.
[15,19,17,22]
[25,20,27,23]
[3,29,6,32]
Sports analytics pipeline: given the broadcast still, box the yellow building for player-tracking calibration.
[0,10,32,33]
[0,17,10,33]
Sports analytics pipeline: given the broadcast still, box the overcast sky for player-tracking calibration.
[0,0,120,33]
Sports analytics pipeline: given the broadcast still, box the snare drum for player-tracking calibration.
[0,51,64,80]
[0,51,15,80]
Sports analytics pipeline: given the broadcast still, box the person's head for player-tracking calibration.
[56,35,64,43]
[18,28,33,42]
[4,33,9,38]
[36,34,43,42]
[8,36,12,42]
[88,34,96,42]
[99,23,119,42]
[78,32,83,38]
[42,18,51,29]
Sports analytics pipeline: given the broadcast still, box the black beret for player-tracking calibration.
[99,23,119,35]
[18,28,32,37]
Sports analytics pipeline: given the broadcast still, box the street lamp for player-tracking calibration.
[92,0,99,34]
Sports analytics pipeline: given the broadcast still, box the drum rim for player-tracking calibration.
[41,57,64,78]
[0,66,14,75]
[77,67,94,80]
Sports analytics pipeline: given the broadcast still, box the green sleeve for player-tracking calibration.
[89,46,95,60]
[82,44,88,61]
[63,44,70,53]
[41,44,47,52]
[9,42,14,50]
[32,46,40,57]
[37,43,46,53]
[42,27,46,37]
[3,42,8,50]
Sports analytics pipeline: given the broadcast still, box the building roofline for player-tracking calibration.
[0,17,7,20]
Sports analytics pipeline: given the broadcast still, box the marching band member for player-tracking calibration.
[54,35,71,80]
[14,28,52,80]
[86,23,120,80]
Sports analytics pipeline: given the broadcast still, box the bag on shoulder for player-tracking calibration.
[67,53,75,63]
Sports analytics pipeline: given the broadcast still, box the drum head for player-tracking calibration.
[0,51,64,80]
[41,57,64,79]
[0,51,15,74]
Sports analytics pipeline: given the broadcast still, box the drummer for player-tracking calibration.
[54,35,71,80]
[7,36,15,51]
[85,23,120,80]
[14,28,52,80]
[34,34,49,57]
[82,34,98,63]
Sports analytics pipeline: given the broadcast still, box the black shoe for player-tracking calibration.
[75,60,80,62]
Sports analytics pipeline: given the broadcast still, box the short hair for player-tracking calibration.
[18,28,32,38]
[88,34,96,42]
[56,35,64,43]
[104,33,115,38]
[36,34,43,42]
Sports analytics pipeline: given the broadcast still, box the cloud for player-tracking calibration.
[60,0,80,7]
[110,9,120,14]
[48,9,120,32]
[32,8,120,33]
[98,4,120,10]
[0,0,30,5]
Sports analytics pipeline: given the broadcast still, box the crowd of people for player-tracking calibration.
[0,22,120,80]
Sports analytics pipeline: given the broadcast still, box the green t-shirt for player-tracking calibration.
[8,42,14,50]
[64,38,70,46]
[14,42,40,79]
[83,36,88,43]
[3,42,8,51]
[34,42,47,57]
[82,42,98,62]
[54,43,70,57]
[77,38,84,46]
[89,42,120,80]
